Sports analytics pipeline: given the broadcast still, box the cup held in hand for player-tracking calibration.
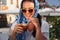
[22,24,28,31]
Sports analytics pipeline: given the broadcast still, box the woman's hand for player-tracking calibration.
[13,24,24,34]
[29,17,40,29]
[10,24,25,40]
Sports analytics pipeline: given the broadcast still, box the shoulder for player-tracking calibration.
[41,20,49,32]
[41,20,49,40]
[42,20,49,26]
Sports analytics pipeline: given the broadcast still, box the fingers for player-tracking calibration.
[29,17,38,22]
[13,24,24,34]
[28,17,40,28]
[17,28,24,34]
[17,27,23,30]
[29,17,39,24]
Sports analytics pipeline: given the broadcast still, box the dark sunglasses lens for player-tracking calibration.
[29,9,33,13]
[22,9,26,13]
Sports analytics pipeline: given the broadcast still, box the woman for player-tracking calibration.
[9,0,49,40]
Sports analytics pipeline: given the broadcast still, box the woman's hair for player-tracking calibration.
[32,14,42,37]
[21,0,35,8]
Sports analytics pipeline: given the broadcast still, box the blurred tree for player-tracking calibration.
[54,18,60,40]
[46,16,60,40]
[38,0,45,2]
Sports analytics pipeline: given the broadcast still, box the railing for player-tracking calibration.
[0,8,60,16]
[39,12,60,16]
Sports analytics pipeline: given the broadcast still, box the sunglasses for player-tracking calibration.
[21,9,35,13]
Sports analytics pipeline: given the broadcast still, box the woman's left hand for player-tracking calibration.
[29,17,40,29]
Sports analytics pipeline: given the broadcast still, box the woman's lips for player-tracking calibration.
[26,15,33,20]
[26,16,30,19]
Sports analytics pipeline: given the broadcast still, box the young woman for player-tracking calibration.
[9,0,49,40]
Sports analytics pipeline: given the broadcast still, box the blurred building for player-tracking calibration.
[0,0,21,28]
[0,14,7,28]
[6,14,18,27]
[0,0,22,11]
[0,0,60,28]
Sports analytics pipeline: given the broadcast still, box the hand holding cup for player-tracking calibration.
[13,24,28,34]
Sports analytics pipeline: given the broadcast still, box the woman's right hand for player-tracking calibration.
[13,24,24,34]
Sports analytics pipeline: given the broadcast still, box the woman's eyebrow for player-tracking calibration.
[22,7,34,9]
[28,8,34,9]
[22,8,26,9]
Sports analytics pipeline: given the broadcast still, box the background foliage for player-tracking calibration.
[46,16,60,40]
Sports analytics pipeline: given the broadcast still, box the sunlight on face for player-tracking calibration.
[22,1,35,20]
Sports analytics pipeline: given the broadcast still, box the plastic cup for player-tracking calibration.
[21,24,28,31]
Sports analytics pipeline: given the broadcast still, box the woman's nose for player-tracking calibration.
[26,10,29,13]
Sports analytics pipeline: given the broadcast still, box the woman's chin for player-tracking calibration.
[25,16,30,20]
[28,29,33,32]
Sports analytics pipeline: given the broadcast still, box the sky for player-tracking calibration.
[46,0,60,6]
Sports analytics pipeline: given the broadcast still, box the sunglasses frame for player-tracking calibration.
[21,8,35,13]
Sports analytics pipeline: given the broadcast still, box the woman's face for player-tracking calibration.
[22,1,35,20]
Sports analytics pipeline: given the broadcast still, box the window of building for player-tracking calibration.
[11,0,13,4]
[0,14,18,28]
[0,14,8,28]
[0,0,7,10]
[0,0,6,5]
